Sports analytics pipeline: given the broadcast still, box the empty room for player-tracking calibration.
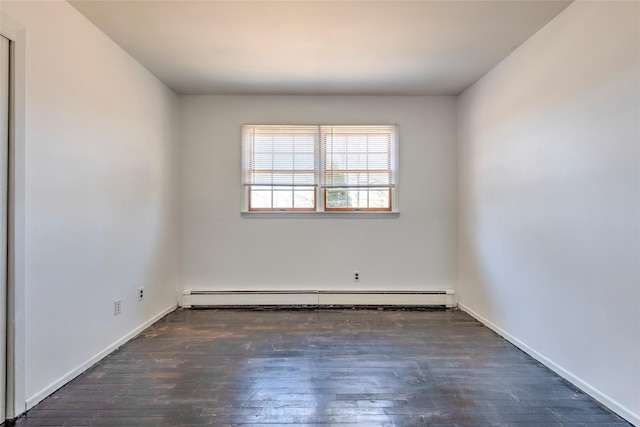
[0,0,637,425]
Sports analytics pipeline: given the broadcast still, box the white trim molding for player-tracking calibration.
[181,289,456,308]
[1,10,26,420]
[25,304,177,411]
[458,303,639,426]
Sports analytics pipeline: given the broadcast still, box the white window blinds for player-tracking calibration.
[321,125,396,211]
[242,124,397,212]
[242,125,318,211]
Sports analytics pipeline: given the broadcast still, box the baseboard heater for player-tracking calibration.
[181,290,456,308]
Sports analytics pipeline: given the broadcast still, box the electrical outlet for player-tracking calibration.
[114,299,122,316]
[353,271,360,282]
[138,287,144,302]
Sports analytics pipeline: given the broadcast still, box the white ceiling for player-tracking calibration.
[69,0,572,96]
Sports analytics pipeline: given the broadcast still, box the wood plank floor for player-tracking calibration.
[16,308,630,426]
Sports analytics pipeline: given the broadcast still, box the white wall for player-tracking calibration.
[458,1,639,424]
[179,96,457,292]
[0,1,179,411]
[2,0,635,423]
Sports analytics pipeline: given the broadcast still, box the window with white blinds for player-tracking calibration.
[242,124,397,212]
[243,125,318,211]
[322,125,395,211]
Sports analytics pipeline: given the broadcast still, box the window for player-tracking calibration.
[242,125,396,213]
[322,126,394,211]
[242,125,318,211]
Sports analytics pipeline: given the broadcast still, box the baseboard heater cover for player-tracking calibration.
[181,290,456,308]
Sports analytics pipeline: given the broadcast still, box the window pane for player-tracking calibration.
[273,137,293,152]
[252,173,273,185]
[273,189,294,209]
[348,136,367,152]
[368,188,390,208]
[329,153,346,169]
[326,135,346,152]
[325,187,391,210]
[326,189,348,208]
[347,153,365,169]
[346,173,360,186]
[273,153,294,169]
[293,188,315,209]
[369,172,391,185]
[253,153,273,169]
[368,153,389,169]
[249,186,316,210]
[272,174,292,186]
[293,172,316,186]
[250,189,272,209]
[368,137,388,152]
[254,137,272,152]
[294,153,315,169]
[295,136,315,153]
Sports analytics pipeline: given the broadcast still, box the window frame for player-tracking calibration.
[242,125,319,212]
[323,188,393,212]
[242,124,398,214]
[320,125,395,212]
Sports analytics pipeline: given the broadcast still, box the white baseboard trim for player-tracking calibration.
[458,302,639,426]
[181,289,456,308]
[25,303,177,411]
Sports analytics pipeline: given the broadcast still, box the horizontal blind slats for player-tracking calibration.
[242,124,396,211]
[243,125,319,187]
[321,125,396,189]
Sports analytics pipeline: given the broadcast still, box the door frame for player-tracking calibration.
[0,33,9,423]
[0,11,26,421]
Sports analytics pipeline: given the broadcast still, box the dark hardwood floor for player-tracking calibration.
[17,308,630,426]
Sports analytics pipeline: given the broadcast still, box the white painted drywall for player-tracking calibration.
[458,1,639,424]
[0,1,179,411]
[179,96,457,292]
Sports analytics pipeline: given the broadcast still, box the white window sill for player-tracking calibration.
[241,211,400,219]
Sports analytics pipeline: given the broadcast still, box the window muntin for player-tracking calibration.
[242,124,396,212]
